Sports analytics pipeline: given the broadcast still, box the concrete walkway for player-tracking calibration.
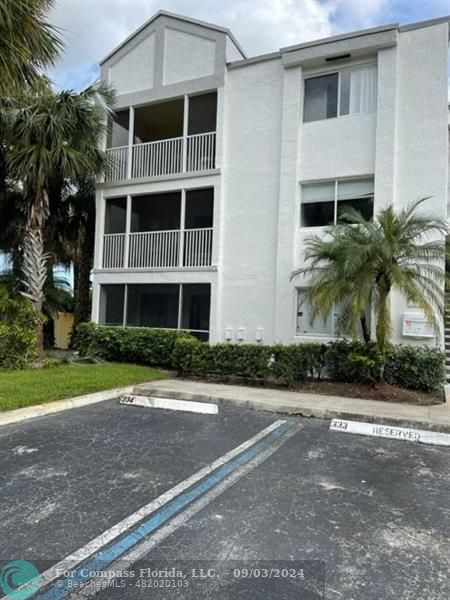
[134,379,450,432]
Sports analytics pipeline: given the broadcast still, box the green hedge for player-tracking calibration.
[73,323,445,391]
[172,337,444,391]
[73,323,191,368]
[384,345,445,392]
[172,339,309,383]
[0,290,41,369]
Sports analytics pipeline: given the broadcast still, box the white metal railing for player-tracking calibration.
[105,132,216,182]
[128,230,180,269]
[102,233,125,268]
[105,146,128,181]
[102,228,213,269]
[186,132,216,172]
[183,227,213,267]
[132,137,183,179]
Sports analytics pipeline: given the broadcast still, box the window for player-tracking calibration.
[296,289,334,336]
[296,289,370,337]
[100,285,125,326]
[107,109,130,148]
[127,284,180,329]
[130,192,181,232]
[300,178,374,228]
[181,284,211,341]
[99,283,211,340]
[303,65,377,122]
[104,197,126,234]
[188,92,217,135]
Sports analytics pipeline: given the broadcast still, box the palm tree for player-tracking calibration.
[64,180,97,330]
[1,80,115,352]
[0,0,61,95]
[292,199,448,360]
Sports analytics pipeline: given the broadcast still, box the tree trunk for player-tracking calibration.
[21,189,50,358]
[73,210,95,330]
[360,314,370,343]
[21,225,47,356]
[375,283,391,379]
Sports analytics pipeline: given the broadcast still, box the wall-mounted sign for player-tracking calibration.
[402,312,435,338]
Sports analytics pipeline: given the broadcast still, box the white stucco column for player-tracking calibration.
[273,65,303,343]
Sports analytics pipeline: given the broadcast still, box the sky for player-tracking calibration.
[47,0,450,91]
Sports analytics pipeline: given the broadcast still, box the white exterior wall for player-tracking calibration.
[218,59,283,343]
[389,23,449,346]
[93,13,449,348]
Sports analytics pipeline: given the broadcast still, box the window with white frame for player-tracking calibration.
[296,289,335,336]
[300,177,374,228]
[296,289,370,337]
[303,64,377,123]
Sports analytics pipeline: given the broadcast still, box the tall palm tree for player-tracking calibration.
[64,179,97,330]
[0,0,61,95]
[292,199,448,358]
[1,80,115,352]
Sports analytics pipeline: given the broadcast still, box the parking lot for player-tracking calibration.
[1,399,449,599]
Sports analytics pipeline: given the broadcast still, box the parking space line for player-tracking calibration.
[6,419,288,599]
[36,419,298,600]
[77,422,303,598]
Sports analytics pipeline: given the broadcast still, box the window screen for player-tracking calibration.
[300,182,335,227]
[303,73,338,122]
[336,178,374,223]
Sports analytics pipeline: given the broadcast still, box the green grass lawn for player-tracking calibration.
[0,363,167,411]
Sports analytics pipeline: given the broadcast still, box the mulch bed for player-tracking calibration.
[183,375,444,406]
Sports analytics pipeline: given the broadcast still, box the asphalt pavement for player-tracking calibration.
[0,399,449,599]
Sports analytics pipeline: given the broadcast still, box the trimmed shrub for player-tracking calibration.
[0,323,37,369]
[0,290,42,369]
[301,342,328,379]
[173,339,308,383]
[385,345,445,391]
[325,339,383,383]
[74,323,445,392]
[72,322,97,355]
[73,323,192,368]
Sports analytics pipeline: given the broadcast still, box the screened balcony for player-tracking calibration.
[99,283,211,341]
[102,188,214,270]
[105,92,217,182]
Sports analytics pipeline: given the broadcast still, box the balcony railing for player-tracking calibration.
[129,230,180,269]
[105,131,216,182]
[132,137,183,179]
[102,228,213,269]
[105,146,128,182]
[184,228,213,267]
[102,233,125,269]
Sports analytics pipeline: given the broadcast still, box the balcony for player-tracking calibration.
[105,132,216,182]
[101,188,214,270]
[102,228,213,269]
[105,93,217,183]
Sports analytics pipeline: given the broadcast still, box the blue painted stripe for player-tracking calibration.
[38,420,294,600]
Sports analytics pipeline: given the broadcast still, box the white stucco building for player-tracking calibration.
[92,11,449,347]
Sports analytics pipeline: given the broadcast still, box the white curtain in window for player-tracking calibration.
[349,65,377,114]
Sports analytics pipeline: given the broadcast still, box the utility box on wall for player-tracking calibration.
[402,312,435,339]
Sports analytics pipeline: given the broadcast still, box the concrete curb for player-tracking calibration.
[0,386,135,428]
[134,383,450,433]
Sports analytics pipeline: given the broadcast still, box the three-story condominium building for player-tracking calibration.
[92,10,449,346]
